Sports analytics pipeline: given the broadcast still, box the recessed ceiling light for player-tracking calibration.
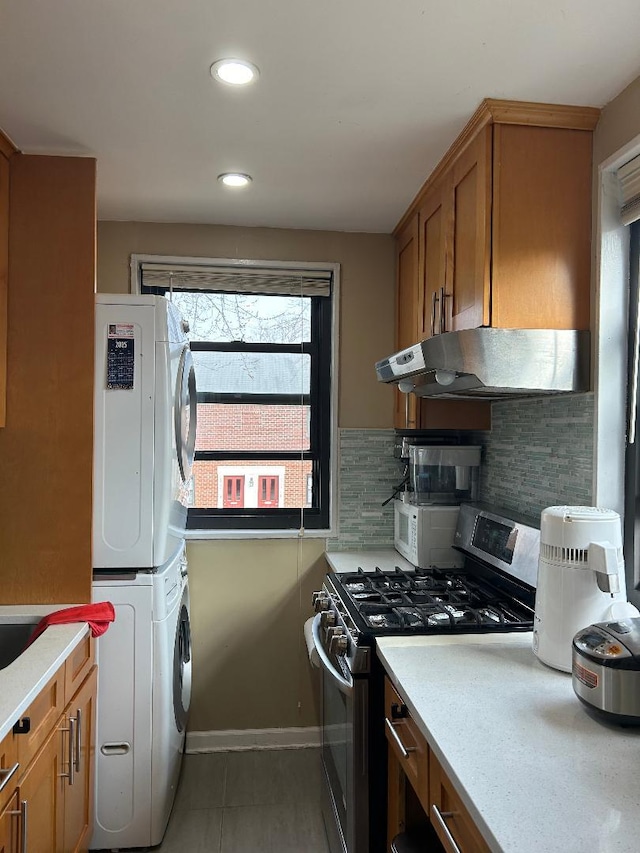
[218,172,252,188]
[210,59,259,86]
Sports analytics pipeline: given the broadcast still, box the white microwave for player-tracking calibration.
[393,500,464,569]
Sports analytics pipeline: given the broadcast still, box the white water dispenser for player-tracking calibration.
[533,506,638,672]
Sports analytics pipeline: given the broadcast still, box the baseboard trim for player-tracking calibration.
[185,726,322,753]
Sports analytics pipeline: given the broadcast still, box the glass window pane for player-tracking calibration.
[171,292,311,343]
[196,403,310,452]
[191,460,314,509]
[193,352,310,396]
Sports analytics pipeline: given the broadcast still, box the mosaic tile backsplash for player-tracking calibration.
[327,429,400,549]
[472,392,595,522]
[328,393,595,549]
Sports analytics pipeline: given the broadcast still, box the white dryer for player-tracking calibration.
[90,544,192,850]
[93,294,197,570]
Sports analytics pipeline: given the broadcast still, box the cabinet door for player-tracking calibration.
[62,667,96,853]
[394,214,420,429]
[0,151,7,428]
[417,180,449,340]
[0,791,20,853]
[429,751,490,853]
[18,724,65,853]
[450,126,492,332]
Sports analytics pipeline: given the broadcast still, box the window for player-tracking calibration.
[625,221,640,608]
[135,256,336,532]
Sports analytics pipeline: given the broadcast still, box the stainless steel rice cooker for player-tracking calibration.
[572,617,640,725]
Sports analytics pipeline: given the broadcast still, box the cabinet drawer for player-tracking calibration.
[0,730,18,812]
[384,679,429,812]
[429,752,490,853]
[15,666,65,774]
[64,633,94,705]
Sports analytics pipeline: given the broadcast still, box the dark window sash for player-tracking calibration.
[141,282,333,531]
[625,220,640,607]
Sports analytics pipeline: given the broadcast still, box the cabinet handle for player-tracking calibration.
[74,708,82,772]
[0,762,19,792]
[431,804,462,853]
[430,291,439,336]
[385,717,416,760]
[7,800,28,853]
[439,286,451,334]
[59,717,76,786]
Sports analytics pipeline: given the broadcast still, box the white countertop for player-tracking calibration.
[377,634,640,853]
[0,605,90,742]
[325,549,414,573]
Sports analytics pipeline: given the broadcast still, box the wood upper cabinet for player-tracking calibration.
[417,177,449,340]
[449,125,492,333]
[397,99,599,341]
[0,139,13,430]
[394,214,420,429]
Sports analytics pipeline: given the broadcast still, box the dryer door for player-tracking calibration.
[173,586,192,732]
[174,345,197,484]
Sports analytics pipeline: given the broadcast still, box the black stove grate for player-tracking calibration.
[335,566,534,635]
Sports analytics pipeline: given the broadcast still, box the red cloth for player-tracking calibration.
[26,602,115,648]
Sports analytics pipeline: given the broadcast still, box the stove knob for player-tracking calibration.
[329,632,349,656]
[321,611,336,628]
[312,592,330,613]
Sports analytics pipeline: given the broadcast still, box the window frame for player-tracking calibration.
[131,254,339,537]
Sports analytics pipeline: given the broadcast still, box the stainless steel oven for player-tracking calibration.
[311,612,371,853]
[311,502,540,853]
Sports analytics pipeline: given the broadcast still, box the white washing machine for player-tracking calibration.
[90,544,192,850]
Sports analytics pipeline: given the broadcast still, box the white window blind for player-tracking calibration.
[618,154,640,226]
[140,261,332,297]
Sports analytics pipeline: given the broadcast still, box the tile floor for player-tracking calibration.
[157,748,330,853]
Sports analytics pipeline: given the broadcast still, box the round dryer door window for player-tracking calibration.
[174,345,197,484]
[173,592,192,732]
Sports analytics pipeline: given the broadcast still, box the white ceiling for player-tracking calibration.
[1,0,639,233]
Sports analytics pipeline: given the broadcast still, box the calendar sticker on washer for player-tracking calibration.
[106,323,135,389]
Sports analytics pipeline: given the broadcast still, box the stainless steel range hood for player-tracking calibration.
[375,328,590,400]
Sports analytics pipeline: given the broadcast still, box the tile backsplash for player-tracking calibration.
[472,392,595,522]
[327,428,399,549]
[329,393,595,549]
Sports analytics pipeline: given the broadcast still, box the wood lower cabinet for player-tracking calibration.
[385,677,490,853]
[62,667,96,853]
[429,751,490,853]
[1,641,96,853]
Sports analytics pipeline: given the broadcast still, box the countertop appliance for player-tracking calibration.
[533,506,638,673]
[572,618,640,725]
[375,328,590,400]
[311,502,539,853]
[93,293,197,570]
[393,501,463,569]
[92,294,196,848]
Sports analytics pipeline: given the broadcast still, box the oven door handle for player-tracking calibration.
[311,614,353,696]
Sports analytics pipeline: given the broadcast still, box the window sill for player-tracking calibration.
[184,527,334,541]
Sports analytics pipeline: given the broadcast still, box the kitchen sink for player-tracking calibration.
[0,622,37,670]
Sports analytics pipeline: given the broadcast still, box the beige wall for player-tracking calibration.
[187,538,327,731]
[97,220,395,429]
[97,220,396,733]
[594,74,640,164]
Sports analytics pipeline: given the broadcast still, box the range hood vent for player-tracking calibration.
[375,328,590,400]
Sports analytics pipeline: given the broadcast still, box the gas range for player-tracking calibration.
[313,502,540,853]
[313,502,540,674]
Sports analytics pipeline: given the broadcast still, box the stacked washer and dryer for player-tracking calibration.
[91,294,197,850]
